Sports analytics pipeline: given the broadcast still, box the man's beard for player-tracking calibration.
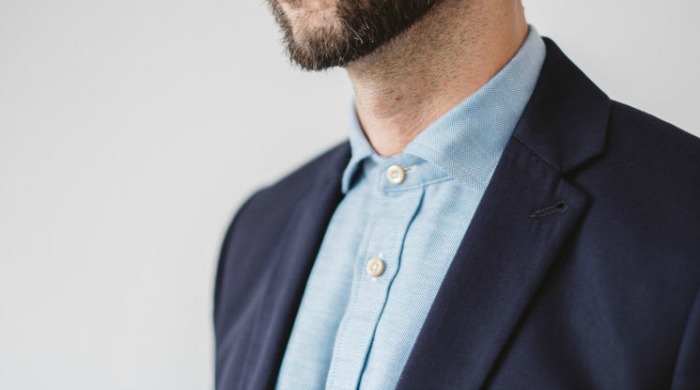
[268,0,441,71]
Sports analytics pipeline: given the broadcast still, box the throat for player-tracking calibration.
[345,0,528,157]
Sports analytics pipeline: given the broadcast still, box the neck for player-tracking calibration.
[346,0,528,156]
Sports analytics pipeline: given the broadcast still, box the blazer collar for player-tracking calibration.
[513,37,611,173]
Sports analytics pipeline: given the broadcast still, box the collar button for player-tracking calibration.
[386,165,406,185]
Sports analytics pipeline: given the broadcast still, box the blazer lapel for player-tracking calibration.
[244,145,350,390]
[396,138,589,389]
[396,38,612,389]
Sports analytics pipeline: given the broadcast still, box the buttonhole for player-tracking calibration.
[530,200,569,218]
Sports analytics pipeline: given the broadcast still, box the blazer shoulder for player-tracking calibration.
[609,100,700,158]
[578,100,700,257]
[215,140,350,314]
[603,101,700,192]
[252,140,349,205]
[230,140,350,230]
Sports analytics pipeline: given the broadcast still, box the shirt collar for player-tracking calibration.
[341,26,547,194]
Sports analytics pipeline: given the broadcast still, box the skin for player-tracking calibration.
[272,0,528,156]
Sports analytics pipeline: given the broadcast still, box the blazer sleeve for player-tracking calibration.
[213,190,261,326]
[672,287,700,389]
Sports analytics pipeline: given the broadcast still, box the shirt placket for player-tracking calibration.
[326,161,424,390]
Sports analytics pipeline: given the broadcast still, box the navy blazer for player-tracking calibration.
[214,38,700,389]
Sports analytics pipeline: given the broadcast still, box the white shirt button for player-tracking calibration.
[366,257,385,277]
[386,165,406,185]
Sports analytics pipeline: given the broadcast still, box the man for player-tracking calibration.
[214,0,700,388]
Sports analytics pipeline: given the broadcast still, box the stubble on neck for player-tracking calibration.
[347,0,529,156]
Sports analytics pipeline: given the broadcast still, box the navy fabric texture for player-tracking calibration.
[214,38,700,389]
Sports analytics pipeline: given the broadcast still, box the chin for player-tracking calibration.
[268,0,440,70]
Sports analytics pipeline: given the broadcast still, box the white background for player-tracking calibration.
[0,0,698,389]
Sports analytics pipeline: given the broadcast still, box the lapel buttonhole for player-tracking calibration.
[530,200,569,218]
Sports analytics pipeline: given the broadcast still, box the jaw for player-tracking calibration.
[269,0,443,71]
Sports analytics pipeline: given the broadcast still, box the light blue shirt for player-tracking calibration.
[276,26,546,390]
